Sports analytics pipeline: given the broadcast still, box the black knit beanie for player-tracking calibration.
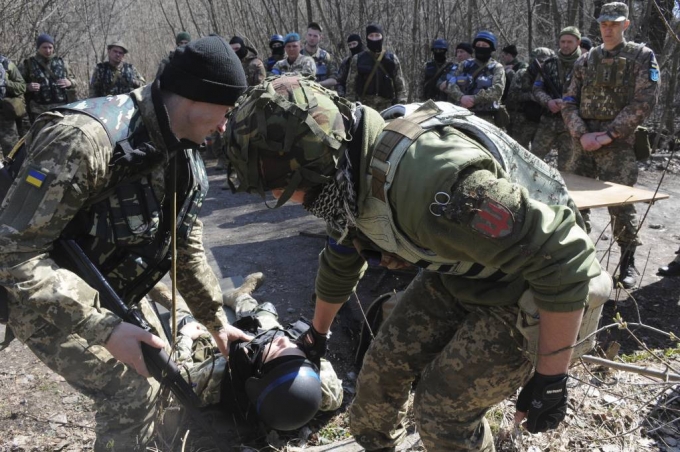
[502,44,518,57]
[366,24,383,37]
[456,42,473,54]
[160,35,247,106]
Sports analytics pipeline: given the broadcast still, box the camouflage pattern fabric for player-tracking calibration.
[0,59,25,155]
[21,55,76,108]
[443,58,506,112]
[531,115,573,170]
[505,67,539,148]
[242,47,266,86]
[350,271,532,451]
[301,47,337,83]
[418,60,453,102]
[562,40,660,246]
[344,51,407,107]
[272,54,317,77]
[89,62,146,97]
[0,84,228,448]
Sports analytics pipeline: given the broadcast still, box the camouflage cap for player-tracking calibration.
[225,75,355,206]
[107,41,128,53]
[559,26,581,40]
[530,47,555,62]
[598,2,629,22]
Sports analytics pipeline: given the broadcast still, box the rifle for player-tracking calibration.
[51,239,205,416]
[533,59,563,100]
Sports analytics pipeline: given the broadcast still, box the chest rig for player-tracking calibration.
[356,51,397,99]
[455,59,497,97]
[57,95,208,305]
[94,62,136,96]
[580,42,644,121]
[356,100,573,280]
[303,48,330,81]
[26,56,68,104]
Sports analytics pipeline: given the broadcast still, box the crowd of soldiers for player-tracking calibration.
[0,2,674,451]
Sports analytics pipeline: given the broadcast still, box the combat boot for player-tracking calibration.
[222,272,265,309]
[617,247,638,289]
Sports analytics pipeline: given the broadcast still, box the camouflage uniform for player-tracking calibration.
[301,47,336,85]
[345,49,407,112]
[0,84,229,451]
[418,60,454,102]
[562,40,660,246]
[173,293,343,412]
[21,54,77,121]
[272,54,317,77]
[443,58,506,127]
[0,57,27,157]
[505,66,540,148]
[241,47,266,86]
[532,51,580,170]
[89,62,146,97]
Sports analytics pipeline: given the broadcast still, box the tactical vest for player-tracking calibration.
[0,56,7,99]
[356,101,574,279]
[455,59,498,98]
[303,49,330,81]
[266,55,282,73]
[25,56,68,104]
[356,51,397,99]
[580,42,644,121]
[423,61,452,101]
[93,62,137,96]
[56,95,208,305]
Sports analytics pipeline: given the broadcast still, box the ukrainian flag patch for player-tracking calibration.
[26,169,47,188]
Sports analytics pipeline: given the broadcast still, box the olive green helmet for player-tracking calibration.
[224,75,355,206]
[530,47,555,63]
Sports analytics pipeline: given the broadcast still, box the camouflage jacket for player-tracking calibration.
[301,47,336,83]
[315,105,599,313]
[444,58,506,111]
[0,57,26,98]
[0,83,228,346]
[532,53,579,109]
[89,61,146,98]
[562,40,660,141]
[21,54,76,105]
[335,55,352,96]
[241,47,266,86]
[345,50,407,103]
[272,54,316,77]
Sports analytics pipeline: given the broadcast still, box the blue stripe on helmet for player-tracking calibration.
[256,368,321,413]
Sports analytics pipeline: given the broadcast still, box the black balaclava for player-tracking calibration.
[347,33,364,56]
[366,24,383,53]
[433,49,447,63]
[271,42,284,56]
[229,36,248,60]
[474,46,492,63]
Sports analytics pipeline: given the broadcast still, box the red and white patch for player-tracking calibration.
[470,199,514,238]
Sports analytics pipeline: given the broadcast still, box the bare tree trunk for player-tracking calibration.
[173,0,186,32]
[527,0,533,53]
[185,0,203,36]
[408,0,421,102]
[589,0,605,39]
[156,0,176,36]
[305,0,313,23]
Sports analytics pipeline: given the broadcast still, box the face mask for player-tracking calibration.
[235,46,248,60]
[349,42,364,56]
[474,46,492,62]
[433,50,447,63]
[367,38,383,53]
[272,46,284,56]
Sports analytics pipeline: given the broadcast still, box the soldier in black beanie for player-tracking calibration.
[0,34,250,451]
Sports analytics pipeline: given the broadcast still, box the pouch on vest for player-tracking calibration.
[515,270,612,364]
[634,126,651,161]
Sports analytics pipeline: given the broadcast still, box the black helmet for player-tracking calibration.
[245,355,322,431]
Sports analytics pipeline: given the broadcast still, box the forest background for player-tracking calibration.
[0,0,678,136]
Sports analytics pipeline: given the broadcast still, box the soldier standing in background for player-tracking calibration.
[345,24,407,111]
[156,31,191,79]
[500,44,528,103]
[335,34,363,97]
[532,26,583,170]
[89,41,146,98]
[272,33,316,76]
[562,2,660,289]
[229,36,266,86]
[301,22,337,89]
[0,55,27,158]
[418,38,453,102]
[506,47,555,148]
[265,34,286,75]
[580,36,594,53]
[22,34,77,123]
[440,31,506,128]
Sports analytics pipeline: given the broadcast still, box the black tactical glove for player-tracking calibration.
[296,322,328,368]
[516,372,568,433]
[111,142,161,167]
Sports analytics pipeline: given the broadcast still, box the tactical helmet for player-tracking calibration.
[224,75,355,206]
[431,38,449,50]
[245,356,322,431]
[269,34,285,48]
[473,31,497,51]
[530,47,555,63]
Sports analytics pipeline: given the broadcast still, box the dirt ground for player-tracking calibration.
[1,151,679,452]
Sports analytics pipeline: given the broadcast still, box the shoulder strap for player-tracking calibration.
[361,51,386,98]
[32,57,59,81]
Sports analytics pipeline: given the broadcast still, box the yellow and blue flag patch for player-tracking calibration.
[26,169,47,188]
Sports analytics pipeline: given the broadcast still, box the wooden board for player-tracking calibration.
[561,172,669,209]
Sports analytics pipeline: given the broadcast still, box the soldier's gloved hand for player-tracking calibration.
[111,142,160,166]
[297,323,328,368]
[515,372,568,433]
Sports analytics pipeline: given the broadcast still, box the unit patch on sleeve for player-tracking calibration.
[470,198,514,238]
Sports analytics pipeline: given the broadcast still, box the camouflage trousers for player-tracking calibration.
[359,95,394,113]
[531,115,573,171]
[0,114,20,159]
[350,271,533,451]
[506,113,539,149]
[8,297,163,451]
[570,133,641,247]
